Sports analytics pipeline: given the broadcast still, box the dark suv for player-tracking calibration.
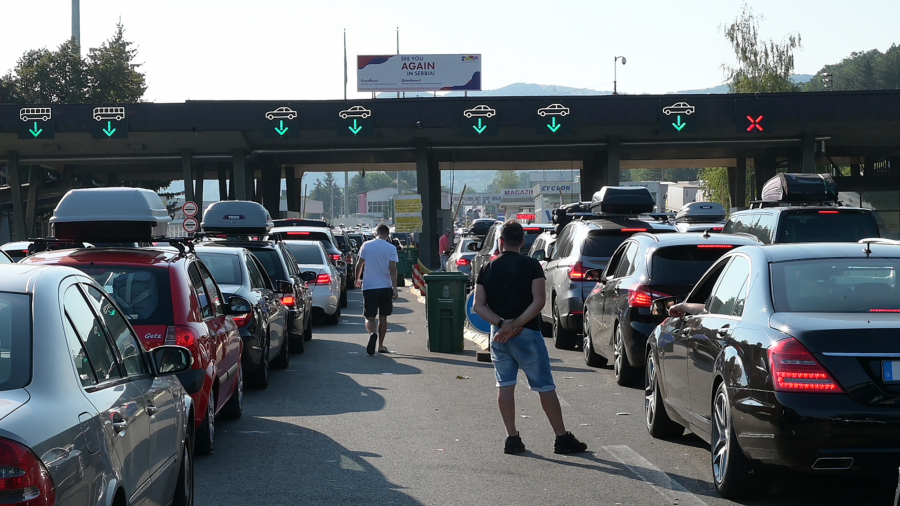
[582,232,759,385]
[468,223,553,288]
[540,217,677,350]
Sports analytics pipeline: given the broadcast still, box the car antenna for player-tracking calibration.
[702,229,711,240]
[863,240,873,258]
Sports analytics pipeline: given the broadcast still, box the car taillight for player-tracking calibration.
[768,338,842,393]
[697,244,734,249]
[456,258,469,266]
[281,295,296,308]
[0,437,55,506]
[709,227,724,232]
[331,254,341,262]
[621,228,647,233]
[568,262,585,281]
[287,231,311,235]
[627,284,670,308]
[818,211,840,214]
[870,309,900,313]
[490,251,500,261]
[316,273,332,285]
[165,326,199,351]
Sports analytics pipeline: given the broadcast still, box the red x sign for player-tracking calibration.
[747,115,764,132]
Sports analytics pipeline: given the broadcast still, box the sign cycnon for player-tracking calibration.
[182,201,198,217]
[183,217,199,234]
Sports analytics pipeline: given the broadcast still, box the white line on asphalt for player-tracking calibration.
[557,395,571,407]
[602,445,708,506]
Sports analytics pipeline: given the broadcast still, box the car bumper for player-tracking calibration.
[311,285,339,315]
[555,287,585,332]
[623,316,663,368]
[733,389,900,471]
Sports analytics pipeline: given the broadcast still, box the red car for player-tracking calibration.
[23,247,243,455]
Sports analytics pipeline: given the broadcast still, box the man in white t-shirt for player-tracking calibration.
[355,224,399,355]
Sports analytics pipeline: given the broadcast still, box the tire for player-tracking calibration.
[644,350,683,439]
[290,327,305,354]
[194,390,215,455]
[711,382,771,498]
[248,342,270,389]
[552,302,577,350]
[173,434,194,506]
[326,306,341,325]
[220,367,243,420]
[614,325,641,386]
[583,314,607,367]
[540,317,552,338]
[304,315,313,341]
[272,334,290,369]
[339,288,348,308]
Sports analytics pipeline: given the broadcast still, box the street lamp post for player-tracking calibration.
[613,56,627,95]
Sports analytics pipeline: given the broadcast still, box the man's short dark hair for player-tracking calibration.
[500,220,525,248]
[376,224,390,236]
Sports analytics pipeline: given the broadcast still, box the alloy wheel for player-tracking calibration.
[712,387,730,485]
[206,391,215,447]
[614,328,624,378]
[645,356,658,430]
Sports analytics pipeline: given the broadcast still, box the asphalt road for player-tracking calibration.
[195,285,898,506]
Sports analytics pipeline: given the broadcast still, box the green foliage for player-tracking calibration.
[805,45,900,91]
[699,168,732,209]
[625,168,700,183]
[720,3,801,93]
[490,171,529,190]
[347,171,394,213]
[309,172,344,220]
[0,23,146,104]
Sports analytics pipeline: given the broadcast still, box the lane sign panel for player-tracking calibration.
[461,103,498,136]
[263,106,300,138]
[659,100,698,133]
[17,107,55,140]
[91,106,129,139]
[182,201,198,217]
[535,103,572,135]
[735,99,774,134]
[337,105,373,137]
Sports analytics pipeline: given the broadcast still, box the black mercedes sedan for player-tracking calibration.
[644,242,900,499]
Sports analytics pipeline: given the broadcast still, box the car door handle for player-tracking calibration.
[146,403,158,416]
[680,328,691,336]
[717,326,732,338]
[111,414,128,434]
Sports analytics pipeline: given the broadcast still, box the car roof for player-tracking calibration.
[579,218,678,232]
[633,232,760,247]
[23,247,182,266]
[750,242,900,263]
[199,239,277,250]
[193,244,246,256]
[0,264,89,293]
[731,206,871,215]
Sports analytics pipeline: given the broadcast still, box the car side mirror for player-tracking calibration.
[300,271,317,282]
[532,250,546,262]
[339,243,350,253]
[599,276,608,284]
[276,280,293,293]
[584,268,602,281]
[227,295,252,316]
[651,296,678,317]
[351,239,359,248]
[151,346,193,376]
[467,242,480,252]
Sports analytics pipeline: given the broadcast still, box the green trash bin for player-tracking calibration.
[406,247,419,270]
[423,272,468,353]
[396,252,409,287]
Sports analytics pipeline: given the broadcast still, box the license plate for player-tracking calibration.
[882,361,900,382]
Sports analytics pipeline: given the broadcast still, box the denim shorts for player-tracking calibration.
[490,327,556,392]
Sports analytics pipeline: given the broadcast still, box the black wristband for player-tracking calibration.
[498,318,505,327]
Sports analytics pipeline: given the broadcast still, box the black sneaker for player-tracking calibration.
[504,433,525,454]
[366,333,377,356]
[554,432,587,454]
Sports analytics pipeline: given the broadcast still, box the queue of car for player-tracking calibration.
[0,188,360,506]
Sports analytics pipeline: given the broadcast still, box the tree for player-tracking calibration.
[348,171,394,213]
[309,172,344,221]
[491,171,528,190]
[805,45,900,91]
[86,22,147,103]
[720,3,801,94]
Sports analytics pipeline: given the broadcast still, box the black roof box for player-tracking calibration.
[200,201,273,234]
[675,202,726,223]
[50,188,172,242]
[590,186,655,215]
[761,173,838,203]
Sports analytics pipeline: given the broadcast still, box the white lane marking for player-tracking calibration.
[603,445,708,506]
[557,395,571,407]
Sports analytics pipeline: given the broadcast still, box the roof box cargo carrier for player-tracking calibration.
[590,186,655,215]
[675,202,726,223]
[50,188,172,242]
[761,173,838,203]
[200,201,273,235]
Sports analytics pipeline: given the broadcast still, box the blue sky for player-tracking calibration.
[2,0,898,102]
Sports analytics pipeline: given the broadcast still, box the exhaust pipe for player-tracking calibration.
[812,457,854,470]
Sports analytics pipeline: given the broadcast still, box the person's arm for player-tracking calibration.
[472,284,502,328]
[355,258,365,288]
[668,302,706,318]
[389,260,398,299]
[508,277,545,330]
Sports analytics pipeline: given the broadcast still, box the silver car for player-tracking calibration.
[446,237,478,277]
[283,240,343,325]
[0,263,195,506]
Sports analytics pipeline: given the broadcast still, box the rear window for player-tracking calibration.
[246,249,288,282]
[334,235,348,246]
[196,253,243,286]
[0,293,32,391]
[771,259,899,313]
[277,231,333,245]
[581,231,634,258]
[777,210,879,243]
[284,242,326,265]
[76,266,174,325]
[650,245,737,285]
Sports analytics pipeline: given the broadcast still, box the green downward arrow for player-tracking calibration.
[103,121,116,137]
[473,118,487,134]
[29,122,42,137]
[348,119,362,135]
[275,120,289,136]
[547,116,561,133]
[672,115,686,131]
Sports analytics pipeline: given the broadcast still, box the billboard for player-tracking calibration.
[357,54,481,92]
[394,195,423,233]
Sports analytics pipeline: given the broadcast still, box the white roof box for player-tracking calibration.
[50,188,171,242]
[675,202,726,223]
[200,201,273,234]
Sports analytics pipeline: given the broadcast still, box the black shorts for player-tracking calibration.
[363,288,393,318]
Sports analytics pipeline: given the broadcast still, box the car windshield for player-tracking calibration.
[650,245,737,285]
[75,266,174,324]
[0,292,32,391]
[246,249,287,282]
[196,253,243,286]
[777,210,879,243]
[284,242,326,265]
[770,258,900,313]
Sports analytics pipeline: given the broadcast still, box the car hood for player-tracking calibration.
[769,312,900,353]
[0,389,31,423]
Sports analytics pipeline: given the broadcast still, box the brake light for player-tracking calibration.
[0,437,56,506]
[569,262,585,281]
[524,227,541,231]
[627,284,670,308]
[490,251,500,261]
[331,254,341,262]
[697,244,734,249]
[709,227,724,232]
[768,338,842,393]
[281,295,295,308]
[621,228,647,233]
[287,231,311,235]
[456,258,469,266]
[316,273,332,285]
[231,313,252,327]
[870,309,900,313]
[818,211,840,214]
[165,326,199,351]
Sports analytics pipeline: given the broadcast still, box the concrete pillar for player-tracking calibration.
[181,149,194,205]
[850,163,861,180]
[732,158,747,208]
[801,132,816,173]
[232,149,248,201]
[285,167,297,212]
[261,158,281,219]
[194,166,205,222]
[607,138,621,186]
[580,151,606,201]
[217,163,228,200]
[7,151,25,241]
[787,148,801,172]
[25,165,41,238]
[753,149,778,200]
[106,173,118,187]
[415,138,440,269]
[295,171,305,215]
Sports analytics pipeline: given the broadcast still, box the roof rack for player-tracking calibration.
[195,231,282,243]
[748,200,842,209]
[159,237,196,256]
[26,238,89,255]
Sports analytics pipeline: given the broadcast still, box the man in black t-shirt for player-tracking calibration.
[474,220,587,455]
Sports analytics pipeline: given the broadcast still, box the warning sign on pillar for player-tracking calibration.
[182,201,199,217]
[183,217,199,234]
